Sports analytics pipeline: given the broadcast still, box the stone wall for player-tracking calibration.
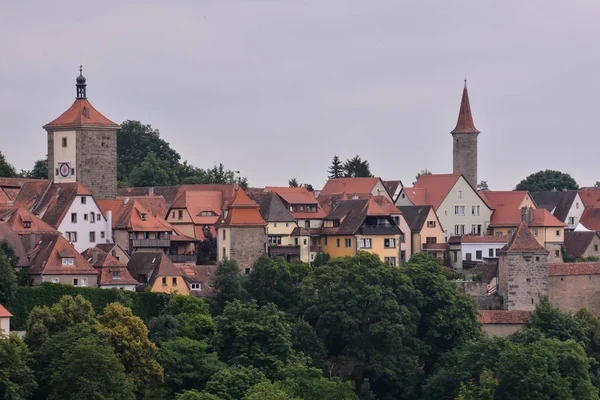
[452,133,478,189]
[546,243,563,264]
[456,281,487,296]
[482,323,525,337]
[501,252,548,311]
[47,131,54,180]
[549,275,600,316]
[76,128,117,199]
[475,294,503,310]
[230,227,267,270]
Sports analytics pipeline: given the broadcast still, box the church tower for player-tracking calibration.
[451,81,480,189]
[44,67,118,199]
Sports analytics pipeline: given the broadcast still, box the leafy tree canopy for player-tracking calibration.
[343,155,373,178]
[210,259,247,314]
[0,151,18,178]
[204,365,266,400]
[477,180,490,191]
[288,178,299,187]
[515,169,579,191]
[129,151,177,187]
[0,248,18,307]
[413,168,432,185]
[0,335,36,400]
[21,157,48,179]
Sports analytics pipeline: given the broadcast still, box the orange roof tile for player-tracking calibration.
[218,189,266,227]
[100,199,173,232]
[401,187,426,206]
[28,234,98,276]
[32,183,93,228]
[171,190,222,225]
[122,196,168,219]
[320,178,383,197]
[479,310,529,324]
[0,304,12,318]
[548,262,600,276]
[372,195,401,215]
[579,188,600,208]
[450,235,507,244]
[529,209,566,227]
[43,98,119,130]
[485,191,532,227]
[580,208,600,231]
[0,207,58,234]
[451,83,480,134]
[503,222,549,253]
[265,187,319,205]
[412,174,462,210]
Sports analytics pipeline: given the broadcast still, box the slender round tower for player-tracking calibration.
[451,81,480,189]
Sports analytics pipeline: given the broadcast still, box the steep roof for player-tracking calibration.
[171,190,222,225]
[502,222,548,253]
[563,231,598,258]
[411,174,462,210]
[0,222,30,267]
[80,246,138,286]
[0,207,58,234]
[248,192,296,223]
[12,180,52,209]
[120,196,168,219]
[127,252,181,288]
[265,187,327,219]
[175,264,217,298]
[397,205,433,232]
[580,208,600,231]
[324,199,369,235]
[33,183,92,228]
[450,84,480,134]
[579,188,600,208]
[119,184,237,210]
[531,191,578,223]
[98,199,172,232]
[383,180,403,198]
[25,234,99,276]
[529,209,567,227]
[0,304,12,318]
[217,189,266,227]
[485,191,533,227]
[43,98,119,130]
[548,262,600,276]
[320,178,384,197]
[479,310,530,324]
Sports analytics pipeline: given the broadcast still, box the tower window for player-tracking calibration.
[62,137,67,147]
[81,196,87,204]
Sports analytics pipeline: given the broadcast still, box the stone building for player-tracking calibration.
[451,81,480,189]
[497,222,549,311]
[44,67,118,200]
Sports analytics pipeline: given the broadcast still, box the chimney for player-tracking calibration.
[527,207,534,225]
[149,187,154,197]
[92,250,99,264]
[520,207,533,225]
[106,210,113,243]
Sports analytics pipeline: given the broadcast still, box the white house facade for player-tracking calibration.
[56,195,113,252]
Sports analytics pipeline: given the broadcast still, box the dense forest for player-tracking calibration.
[2,249,600,399]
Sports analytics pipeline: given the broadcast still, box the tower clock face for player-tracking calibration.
[58,162,71,178]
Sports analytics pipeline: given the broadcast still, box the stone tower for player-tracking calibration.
[44,67,118,199]
[498,222,549,311]
[451,81,480,189]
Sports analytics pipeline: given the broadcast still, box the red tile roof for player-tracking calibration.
[0,304,12,318]
[175,264,217,297]
[121,196,168,219]
[485,191,532,227]
[0,207,58,234]
[26,234,99,276]
[529,209,567,227]
[320,178,384,197]
[372,196,402,215]
[580,208,600,231]
[479,310,530,324]
[579,188,600,208]
[449,235,507,244]
[99,199,172,232]
[171,190,222,225]
[43,98,119,130]
[548,262,600,276]
[401,187,426,206]
[266,187,327,219]
[451,84,480,134]
[0,222,29,267]
[412,174,462,210]
[80,246,138,286]
[33,183,93,228]
[503,222,549,253]
[218,189,266,227]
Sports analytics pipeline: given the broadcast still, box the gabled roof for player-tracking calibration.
[127,252,181,287]
[383,180,403,198]
[119,184,237,210]
[324,199,369,235]
[531,191,578,223]
[450,84,480,134]
[563,231,599,258]
[12,180,52,209]
[548,262,600,276]
[98,199,172,232]
[580,208,600,231]
[0,304,12,318]
[578,188,600,208]
[171,190,222,225]
[448,235,507,244]
[529,209,566,228]
[248,192,296,223]
[485,191,533,227]
[320,178,387,197]
[397,205,434,232]
[411,174,462,210]
[25,234,98,276]
[33,183,92,228]
[0,207,58,234]
[120,196,168,219]
[217,189,266,227]
[265,187,319,205]
[502,222,548,253]
[81,246,138,286]
[175,264,217,298]
[43,98,119,130]
[0,222,29,267]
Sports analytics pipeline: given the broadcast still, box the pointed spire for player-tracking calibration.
[450,81,480,134]
[76,65,87,99]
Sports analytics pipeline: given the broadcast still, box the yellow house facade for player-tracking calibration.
[398,205,445,255]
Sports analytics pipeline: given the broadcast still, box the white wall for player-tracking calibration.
[565,193,584,229]
[461,243,505,261]
[0,317,9,335]
[58,195,113,252]
[99,284,136,291]
[371,180,392,201]
[52,130,77,183]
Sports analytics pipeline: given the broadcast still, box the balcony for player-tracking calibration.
[310,245,322,253]
[423,243,447,251]
[360,225,399,235]
[132,239,170,248]
[268,245,301,257]
[168,254,197,263]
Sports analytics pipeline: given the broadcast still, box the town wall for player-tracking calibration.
[549,274,600,316]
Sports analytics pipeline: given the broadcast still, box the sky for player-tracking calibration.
[1,0,599,190]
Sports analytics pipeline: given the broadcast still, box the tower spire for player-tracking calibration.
[76,65,87,99]
[451,81,479,134]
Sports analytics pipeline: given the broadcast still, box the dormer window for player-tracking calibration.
[112,271,121,279]
[23,221,31,229]
[140,213,147,221]
[61,257,75,266]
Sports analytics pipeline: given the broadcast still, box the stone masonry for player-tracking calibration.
[76,128,117,200]
[230,227,267,270]
[498,252,549,311]
[453,133,478,189]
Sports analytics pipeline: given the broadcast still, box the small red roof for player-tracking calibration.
[503,222,548,253]
[485,191,532,227]
[0,304,12,318]
[548,262,600,276]
[529,209,566,227]
[412,174,462,210]
[44,98,119,130]
[320,178,383,197]
[218,189,267,227]
[451,84,480,134]
[479,310,530,324]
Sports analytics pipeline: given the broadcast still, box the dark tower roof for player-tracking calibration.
[451,81,480,134]
[76,65,87,99]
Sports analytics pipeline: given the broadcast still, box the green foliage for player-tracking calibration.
[157,337,225,395]
[21,157,48,179]
[161,295,215,341]
[213,300,295,378]
[576,308,600,368]
[456,369,497,400]
[343,155,373,178]
[413,168,432,185]
[0,248,18,307]
[0,151,17,178]
[196,229,217,265]
[525,297,587,343]
[515,169,579,191]
[303,252,420,399]
[244,381,292,400]
[288,178,299,187]
[204,365,266,400]
[290,319,327,368]
[129,151,176,187]
[97,302,164,391]
[175,390,221,400]
[210,258,246,314]
[277,363,359,400]
[477,180,490,192]
[0,335,36,399]
[328,155,344,179]
[178,162,248,190]
[312,252,330,267]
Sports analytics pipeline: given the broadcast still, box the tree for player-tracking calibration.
[210,259,246,314]
[175,391,221,400]
[244,381,292,400]
[477,180,490,191]
[312,252,330,267]
[515,169,579,191]
[21,157,48,179]
[25,295,97,350]
[157,337,224,395]
[0,248,17,307]
[595,181,600,188]
[302,252,420,399]
[161,295,215,341]
[212,300,295,378]
[96,302,164,392]
[149,314,182,344]
[0,335,36,399]
[288,178,299,187]
[46,335,135,400]
[413,169,431,185]
[343,155,373,178]
[179,163,248,190]
[117,120,181,183]
[524,297,587,343]
[277,362,360,400]
[128,152,175,187]
[328,155,344,179]
[196,229,217,265]
[204,365,266,400]
[0,151,17,178]
[290,319,327,368]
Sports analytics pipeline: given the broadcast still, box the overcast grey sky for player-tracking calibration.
[1,0,599,190]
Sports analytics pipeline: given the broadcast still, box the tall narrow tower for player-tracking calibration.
[451,81,480,188]
[44,67,118,199]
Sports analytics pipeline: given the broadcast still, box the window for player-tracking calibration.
[62,137,67,147]
[51,278,59,284]
[533,228,538,237]
[162,277,167,286]
[556,230,561,237]
[384,238,396,248]
[81,196,86,204]
[80,278,87,287]
[178,210,183,220]
[555,250,560,257]
[426,237,437,244]
[299,206,304,211]
[290,206,297,212]
[244,268,251,274]
[222,248,226,259]
[286,223,289,227]
[471,224,477,234]
[536,256,540,261]
[303,239,307,245]
[294,238,298,246]
[324,237,328,246]
[393,216,400,225]
[101,231,105,239]
[455,206,459,216]
[273,223,277,227]
[89,232,96,242]
[307,205,317,212]
[476,250,482,260]
[400,232,405,243]
[172,211,175,218]
[305,220,310,228]
[489,248,494,257]
[568,217,575,225]
[460,206,465,215]
[336,238,340,248]
[461,225,466,235]
[73,278,78,286]
[269,236,282,245]
[453,251,457,262]
[66,232,77,242]
[471,205,480,216]
[576,202,580,209]
[23,221,31,229]
[172,277,177,286]
[97,213,101,220]
[222,230,226,240]
[71,213,77,223]
[495,231,503,237]
[191,283,201,290]
[61,257,75,266]
[457,190,463,199]
[455,225,460,235]
[140,213,147,221]
[401,193,406,199]
[427,221,436,228]
[345,238,352,248]
[112,271,121,279]
[595,245,598,252]
[400,251,406,262]
[90,213,95,223]
[384,257,397,266]
[84,214,88,221]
